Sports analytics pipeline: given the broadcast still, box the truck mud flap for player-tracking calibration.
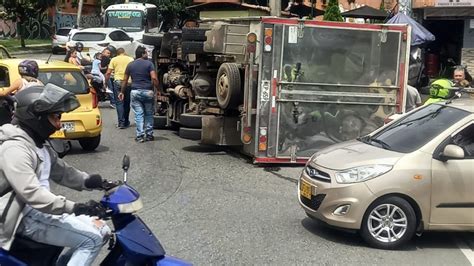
[201,116,241,146]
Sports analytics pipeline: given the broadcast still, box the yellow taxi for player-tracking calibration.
[0,59,102,151]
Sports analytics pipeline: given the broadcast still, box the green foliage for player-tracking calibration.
[323,0,343,22]
[0,0,55,21]
[380,0,385,11]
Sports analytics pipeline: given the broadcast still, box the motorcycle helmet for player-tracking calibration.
[429,79,453,99]
[75,42,84,51]
[18,60,39,78]
[106,45,117,57]
[14,83,80,140]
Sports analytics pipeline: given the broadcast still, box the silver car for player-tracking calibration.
[299,96,474,249]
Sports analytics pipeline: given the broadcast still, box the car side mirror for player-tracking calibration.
[130,37,134,42]
[439,144,465,161]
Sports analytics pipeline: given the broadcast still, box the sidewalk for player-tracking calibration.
[9,44,51,55]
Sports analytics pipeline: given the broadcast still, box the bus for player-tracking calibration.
[103,2,158,40]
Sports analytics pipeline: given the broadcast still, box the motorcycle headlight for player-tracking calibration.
[335,165,392,184]
[117,198,143,213]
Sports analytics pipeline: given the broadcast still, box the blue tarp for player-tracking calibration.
[387,13,435,46]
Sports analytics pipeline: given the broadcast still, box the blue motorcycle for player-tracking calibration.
[0,155,191,266]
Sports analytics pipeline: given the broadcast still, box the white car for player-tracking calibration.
[52,27,72,54]
[69,28,152,58]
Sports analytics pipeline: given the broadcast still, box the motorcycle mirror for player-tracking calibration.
[122,154,130,171]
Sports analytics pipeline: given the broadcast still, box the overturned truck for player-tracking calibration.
[143,17,411,163]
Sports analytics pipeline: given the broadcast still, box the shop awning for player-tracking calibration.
[341,5,390,20]
[420,7,474,18]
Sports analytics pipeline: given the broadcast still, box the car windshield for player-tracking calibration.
[105,10,144,32]
[37,71,89,94]
[56,28,71,36]
[359,104,470,153]
[72,32,106,42]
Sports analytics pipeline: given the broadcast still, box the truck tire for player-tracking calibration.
[179,127,202,141]
[182,27,207,41]
[216,63,242,110]
[153,115,167,129]
[180,113,206,129]
[142,33,163,47]
[182,41,204,54]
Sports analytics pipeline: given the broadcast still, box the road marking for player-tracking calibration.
[455,237,474,265]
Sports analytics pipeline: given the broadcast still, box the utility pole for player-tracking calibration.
[77,0,84,27]
[269,0,281,17]
[398,0,412,15]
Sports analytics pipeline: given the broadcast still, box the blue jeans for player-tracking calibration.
[107,79,115,106]
[130,89,154,137]
[16,208,111,266]
[113,80,131,127]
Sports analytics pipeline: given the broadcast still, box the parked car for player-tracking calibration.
[0,45,12,59]
[299,96,474,249]
[0,59,103,151]
[68,27,154,58]
[52,27,73,54]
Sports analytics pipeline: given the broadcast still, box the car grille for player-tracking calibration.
[301,194,326,211]
[305,165,331,183]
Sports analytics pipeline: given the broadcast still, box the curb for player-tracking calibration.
[11,48,51,56]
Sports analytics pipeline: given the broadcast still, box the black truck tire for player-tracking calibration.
[142,33,163,47]
[179,127,202,141]
[180,113,206,129]
[181,41,204,54]
[182,27,207,41]
[153,115,167,129]
[216,63,242,110]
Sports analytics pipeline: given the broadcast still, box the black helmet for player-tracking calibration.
[18,60,39,78]
[106,45,116,57]
[14,83,80,140]
[75,42,84,51]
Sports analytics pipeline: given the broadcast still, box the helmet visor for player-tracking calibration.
[32,83,80,114]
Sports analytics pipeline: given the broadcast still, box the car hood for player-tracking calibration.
[310,140,403,170]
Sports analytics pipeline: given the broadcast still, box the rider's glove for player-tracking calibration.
[73,200,106,218]
[85,174,103,190]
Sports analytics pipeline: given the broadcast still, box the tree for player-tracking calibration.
[0,0,56,47]
[323,0,343,22]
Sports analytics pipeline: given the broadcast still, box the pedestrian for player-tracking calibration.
[118,46,159,142]
[0,83,110,265]
[405,85,422,112]
[452,66,471,88]
[100,47,115,108]
[105,48,133,129]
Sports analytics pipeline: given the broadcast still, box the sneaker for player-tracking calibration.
[135,136,145,143]
[145,135,154,141]
[105,88,113,94]
[109,104,116,109]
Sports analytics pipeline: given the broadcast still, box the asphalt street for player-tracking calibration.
[16,52,474,265]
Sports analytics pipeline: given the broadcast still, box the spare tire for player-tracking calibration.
[142,33,163,47]
[182,41,204,54]
[153,115,167,129]
[216,63,242,109]
[182,27,207,41]
[179,127,202,141]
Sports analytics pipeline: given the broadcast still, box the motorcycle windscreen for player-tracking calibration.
[276,25,403,158]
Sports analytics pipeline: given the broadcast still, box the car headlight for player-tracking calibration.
[335,165,392,184]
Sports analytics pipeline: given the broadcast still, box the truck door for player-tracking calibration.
[262,20,410,160]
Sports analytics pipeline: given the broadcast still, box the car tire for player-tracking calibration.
[78,135,101,151]
[179,127,201,140]
[153,115,167,129]
[360,196,417,250]
[179,113,205,129]
[216,63,242,110]
[181,41,204,54]
[182,27,207,41]
[142,33,163,47]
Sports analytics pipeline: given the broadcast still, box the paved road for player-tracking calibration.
[17,52,474,265]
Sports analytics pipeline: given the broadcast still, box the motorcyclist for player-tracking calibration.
[0,83,110,265]
[74,42,92,66]
[423,79,454,105]
[0,60,43,125]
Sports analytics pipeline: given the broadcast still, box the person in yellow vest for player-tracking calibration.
[105,48,134,129]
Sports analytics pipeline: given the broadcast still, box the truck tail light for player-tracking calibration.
[258,127,268,151]
[264,28,273,52]
[242,127,252,144]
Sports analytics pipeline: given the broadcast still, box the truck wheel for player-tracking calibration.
[78,135,101,151]
[216,63,242,109]
[182,27,207,41]
[360,196,417,250]
[179,127,202,140]
[153,115,167,129]
[182,41,204,54]
[180,113,207,129]
[142,33,163,47]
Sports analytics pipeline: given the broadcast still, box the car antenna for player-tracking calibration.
[46,53,53,64]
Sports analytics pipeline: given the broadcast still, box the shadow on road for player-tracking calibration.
[301,217,469,251]
[182,144,227,153]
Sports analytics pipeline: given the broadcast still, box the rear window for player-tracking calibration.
[72,32,106,42]
[37,71,89,94]
[56,28,71,36]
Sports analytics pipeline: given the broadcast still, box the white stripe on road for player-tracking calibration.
[455,237,474,266]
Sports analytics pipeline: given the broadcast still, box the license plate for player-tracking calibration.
[82,47,89,52]
[300,180,312,200]
[62,122,75,132]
